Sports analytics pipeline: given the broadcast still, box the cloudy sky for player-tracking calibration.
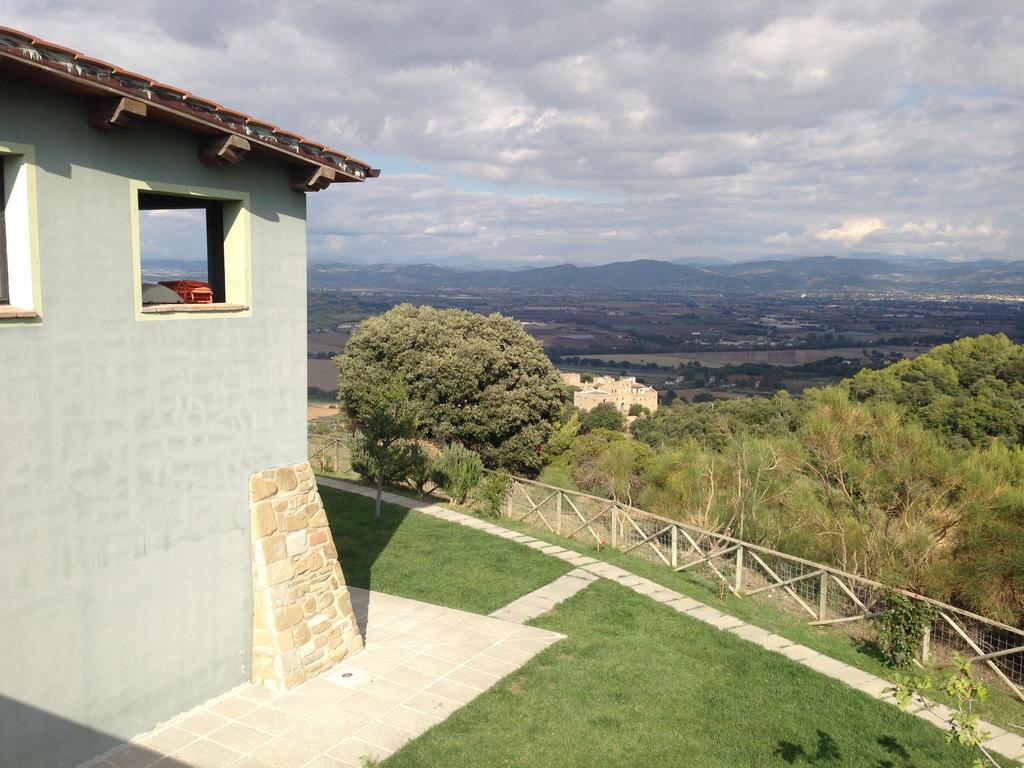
[7,1,1023,265]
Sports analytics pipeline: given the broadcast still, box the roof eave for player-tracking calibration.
[0,31,378,187]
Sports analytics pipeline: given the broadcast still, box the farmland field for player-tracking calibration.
[309,359,339,391]
[584,346,926,368]
[307,403,338,420]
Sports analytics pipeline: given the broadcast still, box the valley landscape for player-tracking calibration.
[303,256,1024,403]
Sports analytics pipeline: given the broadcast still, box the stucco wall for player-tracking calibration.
[0,81,310,767]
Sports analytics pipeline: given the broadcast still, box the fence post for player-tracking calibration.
[734,545,744,595]
[556,492,563,535]
[610,506,618,548]
[818,572,829,622]
[333,440,340,476]
[921,623,931,665]
[671,525,678,569]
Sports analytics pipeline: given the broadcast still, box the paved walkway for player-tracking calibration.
[317,477,1024,764]
[83,588,563,768]
[489,568,597,624]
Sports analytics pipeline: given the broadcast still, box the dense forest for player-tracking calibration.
[543,334,1024,626]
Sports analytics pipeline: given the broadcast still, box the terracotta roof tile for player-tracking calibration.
[0,25,376,182]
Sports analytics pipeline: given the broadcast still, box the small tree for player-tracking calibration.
[628,403,650,418]
[341,381,419,520]
[581,402,625,433]
[431,444,484,504]
[888,656,1000,767]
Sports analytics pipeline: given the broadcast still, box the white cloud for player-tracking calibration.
[815,218,888,245]
[6,1,1023,264]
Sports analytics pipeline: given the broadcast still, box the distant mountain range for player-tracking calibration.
[305,256,1024,296]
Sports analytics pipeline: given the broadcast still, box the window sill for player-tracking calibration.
[141,303,249,314]
[0,305,39,319]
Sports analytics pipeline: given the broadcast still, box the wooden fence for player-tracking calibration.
[503,475,1024,703]
[308,435,347,477]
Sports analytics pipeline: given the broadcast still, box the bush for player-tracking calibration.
[580,402,625,433]
[473,471,513,517]
[404,444,431,496]
[878,590,937,668]
[431,443,484,504]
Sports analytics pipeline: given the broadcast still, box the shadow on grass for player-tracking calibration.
[319,484,409,593]
[775,730,841,764]
[852,637,890,666]
[317,480,573,617]
[775,731,922,768]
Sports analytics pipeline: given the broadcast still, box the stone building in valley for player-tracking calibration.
[0,27,377,768]
[562,372,659,415]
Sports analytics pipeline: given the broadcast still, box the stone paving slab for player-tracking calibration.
[313,477,1024,763]
[83,588,563,768]
[488,569,598,624]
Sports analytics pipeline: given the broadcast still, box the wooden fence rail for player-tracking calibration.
[308,436,346,476]
[502,475,1024,703]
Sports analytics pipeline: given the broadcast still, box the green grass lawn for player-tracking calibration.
[321,486,572,614]
[317,475,1024,729]
[482,509,1024,732]
[385,579,989,768]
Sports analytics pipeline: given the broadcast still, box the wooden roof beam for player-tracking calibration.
[88,96,147,130]
[290,164,337,192]
[199,134,251,166]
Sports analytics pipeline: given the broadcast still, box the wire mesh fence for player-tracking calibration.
[503,475,1024,703]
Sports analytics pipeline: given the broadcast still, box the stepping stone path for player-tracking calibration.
[318,477,1024,765]
[489,569,598,624]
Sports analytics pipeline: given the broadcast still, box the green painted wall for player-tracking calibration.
[0,80,311,767]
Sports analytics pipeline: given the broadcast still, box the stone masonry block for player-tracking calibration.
[285,513,309,531]
[251,501,278,537]
[293,623,312,647]
[285,529,308,557]
[261,560,295,587]
[271,603,303,632]
[309,506,328,528]
[256,534,288,565]
[251,476,278,502]
[274,467,298,492]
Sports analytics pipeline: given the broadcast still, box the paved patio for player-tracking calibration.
[83,588,565,768]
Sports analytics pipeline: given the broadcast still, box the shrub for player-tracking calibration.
[431,443,484,504]
[404,444,431,496]
[878,590,937,668]
[580,402,625,433]
[473,471,513,517]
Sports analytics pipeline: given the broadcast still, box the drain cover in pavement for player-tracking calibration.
[325,666,372,688]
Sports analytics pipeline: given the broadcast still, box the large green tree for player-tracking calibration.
[336,305,566,474]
